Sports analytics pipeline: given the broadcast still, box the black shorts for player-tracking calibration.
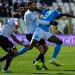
[0,35,16,52]
[26,34,33,42]
[26,34,46,45]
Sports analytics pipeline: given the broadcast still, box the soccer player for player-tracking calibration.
[16,1,60,70]
[16,1,54,70]
[0,17,28,73]
[30,6,75,66]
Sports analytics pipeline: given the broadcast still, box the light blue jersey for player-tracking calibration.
[38,10,62,31]
[24,10,38,34]
[41,8,49,15]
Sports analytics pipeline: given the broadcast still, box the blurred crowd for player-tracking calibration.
[0,0,75,17]
[0,0,30,17]
[0,0,12,17]
[0,0,75,34]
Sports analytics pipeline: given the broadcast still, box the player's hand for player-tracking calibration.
[50,21,58,26]
[13,49,18,55]
[24,45,33,49]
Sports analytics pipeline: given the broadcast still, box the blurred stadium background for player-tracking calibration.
[0,0,75,34]
[1,0,75,74]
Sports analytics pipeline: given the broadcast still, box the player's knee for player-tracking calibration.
[37,45,45,54]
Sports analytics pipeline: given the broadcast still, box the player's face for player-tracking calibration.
[15,25,20,29]
[30,2,37,8]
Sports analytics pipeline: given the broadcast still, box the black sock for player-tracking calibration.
[40,54,45,65]
[35,54,42,61]
[0,53,12,62]
[4,56,14,70]
[35,54,44,64]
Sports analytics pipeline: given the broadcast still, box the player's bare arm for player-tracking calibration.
[57,13,75,18]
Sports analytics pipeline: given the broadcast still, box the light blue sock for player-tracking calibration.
[52,44,62,59]
[17,47,29,56]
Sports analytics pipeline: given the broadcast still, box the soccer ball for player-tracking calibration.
[34,60,43,70]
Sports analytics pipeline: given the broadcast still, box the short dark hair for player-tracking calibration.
[27,1,35,6]
[13,13,20,19]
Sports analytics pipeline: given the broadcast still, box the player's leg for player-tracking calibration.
[30,39,43,69]
[30,28,47,70]
[16,34,32,56]
[34,45,44,64]
[26,33,45,64]
[3,56,13,73]
[48,35,63,66]
[16,47,29,56]
[30,28,44,64]
[0,36,15,62]
[41,43,48,70]
[34,39,48,70]
[0,36,18,72]
[1,49,17,73]
[42,43,48,55]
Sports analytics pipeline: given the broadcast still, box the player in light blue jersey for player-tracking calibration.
[15,2,61,70]
[30,7,75,66]
[15,1,59,70]
[14,1,50,70]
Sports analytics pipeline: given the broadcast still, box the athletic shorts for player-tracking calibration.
[26,34,46,45]
[0,35,16,52]
[32,27,53,41]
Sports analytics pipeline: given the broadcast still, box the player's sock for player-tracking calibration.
[4,56,13,71]
[33,54,44,64]
[40,55,48,70]
[34,54,42,62]
[40,54,44,65]
[16,47,29,56]
[52,44,62,60]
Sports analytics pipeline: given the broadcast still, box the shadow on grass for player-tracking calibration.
[1,72,75,75]
[64,70,75,72]
[32,72,49,74]
[2,70,75,75]
[8,72,68,75]
[32,72,71,75]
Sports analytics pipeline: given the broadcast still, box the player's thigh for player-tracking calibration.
[35,45,44,54]
[39,39,48,51]
[35,39,46,54]
[42,44,48,52]
[48,35,62,44]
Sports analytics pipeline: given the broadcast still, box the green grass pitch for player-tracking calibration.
[0,45,75,75]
